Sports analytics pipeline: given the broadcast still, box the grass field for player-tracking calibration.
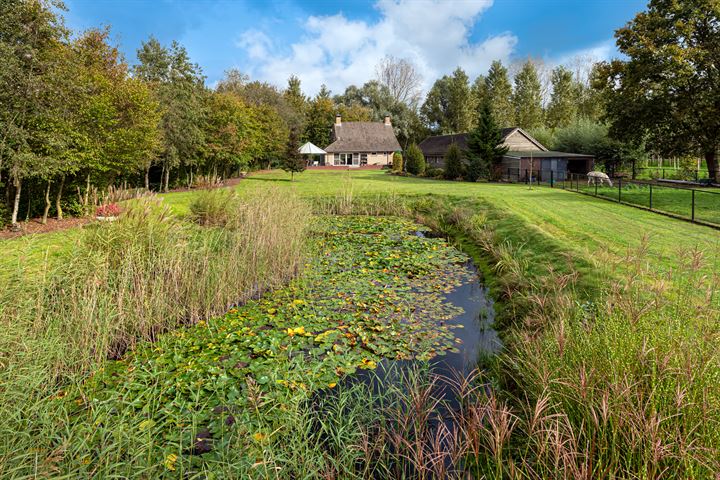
[3,169,717,283]
[564,179,720,226]
[4,169,719,287]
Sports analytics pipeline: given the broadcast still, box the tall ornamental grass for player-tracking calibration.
[0,188,309,476]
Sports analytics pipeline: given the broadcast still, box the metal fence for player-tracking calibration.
[559,173,720,228]
[635,167,711,182]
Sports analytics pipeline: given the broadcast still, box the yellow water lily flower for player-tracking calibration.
[286,326,306,337]
[164,453,178,471]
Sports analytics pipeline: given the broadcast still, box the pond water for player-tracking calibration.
[343,257,502,408]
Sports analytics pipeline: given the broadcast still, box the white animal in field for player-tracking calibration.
[587,171,613,187]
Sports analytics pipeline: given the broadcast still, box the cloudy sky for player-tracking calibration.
[63,0,646,95]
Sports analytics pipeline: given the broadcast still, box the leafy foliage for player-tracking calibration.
[595,0,720,181]
[512,60,544,130]
[485,60,514,128]
[392,151,403,172]
[421,68,473,134]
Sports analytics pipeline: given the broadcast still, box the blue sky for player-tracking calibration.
[63,0,647,95]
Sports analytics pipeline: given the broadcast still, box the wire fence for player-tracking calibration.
[559,173,720,228]
[501,168,720,228]
[635,167,711,182]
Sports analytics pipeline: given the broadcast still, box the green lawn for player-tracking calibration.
[566,180,720,226]
[3,169,719,283]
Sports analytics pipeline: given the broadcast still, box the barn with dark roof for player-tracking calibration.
[419,127,593,180]
[322,114,401,167]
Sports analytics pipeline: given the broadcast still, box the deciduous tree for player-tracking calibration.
[595,0,720,181]
[485,60,514,128]
[512,60,543,130]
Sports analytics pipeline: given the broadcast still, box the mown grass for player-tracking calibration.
[567,180,720,226]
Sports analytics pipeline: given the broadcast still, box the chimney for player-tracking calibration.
[384,115,391,126]
[335,114,342,126]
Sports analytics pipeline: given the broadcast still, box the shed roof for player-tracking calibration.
[418,127,545,156]
[504,150,594,159]
[324,122,401,153]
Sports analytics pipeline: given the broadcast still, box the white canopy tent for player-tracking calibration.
[298,142,327,166]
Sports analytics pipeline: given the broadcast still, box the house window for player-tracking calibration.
[335,153,357,166]
[360,154,368,165]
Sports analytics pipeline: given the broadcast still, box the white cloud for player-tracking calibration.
[235,0,518,96]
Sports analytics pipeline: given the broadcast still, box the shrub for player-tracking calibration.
[95,203,122,217]
[405,143,426,175]
[425,167,444,178]
[444,143,464,180]
[392,151,403,172]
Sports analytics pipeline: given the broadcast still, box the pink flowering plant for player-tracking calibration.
[96,203,122,217]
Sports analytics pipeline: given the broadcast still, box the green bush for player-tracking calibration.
[444,143,464,180]
[392,151,403,172]
[425,167,444,178]
[404,143,426,176]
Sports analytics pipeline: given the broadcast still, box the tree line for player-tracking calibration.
[2,0,717,227]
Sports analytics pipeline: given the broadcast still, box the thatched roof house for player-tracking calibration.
[322,115,401,167]
[419,127,593,180]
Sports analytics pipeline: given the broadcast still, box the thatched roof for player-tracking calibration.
[418,127,544,156]
[324,122,401,153]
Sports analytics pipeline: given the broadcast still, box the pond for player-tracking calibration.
[340,257,501,412]
[74,215,502,471]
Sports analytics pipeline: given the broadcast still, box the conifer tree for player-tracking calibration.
[282,128,305,181]
[443,143,463,180]
[404,143,426,175]
[465,101,508,182]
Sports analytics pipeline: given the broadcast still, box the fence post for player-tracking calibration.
[618,177,622,202]
[550,169,554,188]
[595,179,598,196]
[649,184,653,210]
[692,189,695,222]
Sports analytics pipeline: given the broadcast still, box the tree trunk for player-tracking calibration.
[705,151,719,183]
[11,175,21,228]
[83,174,90,214]
[56,175,64,220]
[163,167,170,192]
[42,181,51,224]
[145,166,150,190]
